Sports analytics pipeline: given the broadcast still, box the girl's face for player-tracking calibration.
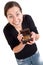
[7,6,23,26]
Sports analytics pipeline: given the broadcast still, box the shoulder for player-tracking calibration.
[23,14,31,19]
[3,23,18,37]
[3,23,13,33]
[23,14,33,24]
[23,14,32,22]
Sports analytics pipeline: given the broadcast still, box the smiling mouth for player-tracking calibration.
[13,21,21,25]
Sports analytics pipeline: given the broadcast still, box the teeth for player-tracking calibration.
[16,21,21,25]
[13,21,22,25]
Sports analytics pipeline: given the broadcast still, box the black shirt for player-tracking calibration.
[3,15,38,59]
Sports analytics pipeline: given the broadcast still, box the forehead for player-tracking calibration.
[7,6,20,15]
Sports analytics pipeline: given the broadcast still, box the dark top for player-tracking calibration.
[3,15,38,59]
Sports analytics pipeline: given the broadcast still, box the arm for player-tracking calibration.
[3,25,26,53]
[34,33,40,41]
[13,42,26,53]
[27,32,40,45]
[26,15,40,44]
[31,31,40,41]
[13,33,26,53]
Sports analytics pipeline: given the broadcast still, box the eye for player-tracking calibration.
[16,13,20,16]
[9,16,13,18]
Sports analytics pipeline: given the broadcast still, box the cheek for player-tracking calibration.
[7,18,14,24]
[19,15,23,21]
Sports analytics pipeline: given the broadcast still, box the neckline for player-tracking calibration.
[8,23,23,34]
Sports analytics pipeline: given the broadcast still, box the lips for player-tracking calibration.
[16,21,20,25]
[15,21,22,25]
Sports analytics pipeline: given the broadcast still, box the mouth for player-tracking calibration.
[13,21,22,25]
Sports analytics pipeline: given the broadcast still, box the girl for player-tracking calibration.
[3,1,43,65]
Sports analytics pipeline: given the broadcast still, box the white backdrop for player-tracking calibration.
[0,0,43,65]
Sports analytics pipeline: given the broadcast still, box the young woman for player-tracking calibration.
[3,1,43,65]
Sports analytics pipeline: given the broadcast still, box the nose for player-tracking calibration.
[13,16,18,22]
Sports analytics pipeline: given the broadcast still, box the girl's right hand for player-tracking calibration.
[17,33,23,42]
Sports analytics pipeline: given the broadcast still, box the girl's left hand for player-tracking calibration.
[27,31,36,45]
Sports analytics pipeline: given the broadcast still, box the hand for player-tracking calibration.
[27,31,36,45]
[17,33,23,42]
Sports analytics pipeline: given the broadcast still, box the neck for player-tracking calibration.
[14,24,22,33]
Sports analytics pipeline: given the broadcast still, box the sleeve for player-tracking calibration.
[3,27,20,50]
[27,15,39,34]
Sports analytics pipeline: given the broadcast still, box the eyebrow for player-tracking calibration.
[7,14,13,16]
[16,10,20,13]
[7,10,20,16]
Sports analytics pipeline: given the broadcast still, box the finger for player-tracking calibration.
[30,31,33,35]
[29,41,34,44]
[27,42,32,45]
[30,38,35,43]
[27,41,35,45]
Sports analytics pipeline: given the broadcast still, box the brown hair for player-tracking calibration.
[4,1,22,17]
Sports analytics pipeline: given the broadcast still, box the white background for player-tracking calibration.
[0,0,43,65]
